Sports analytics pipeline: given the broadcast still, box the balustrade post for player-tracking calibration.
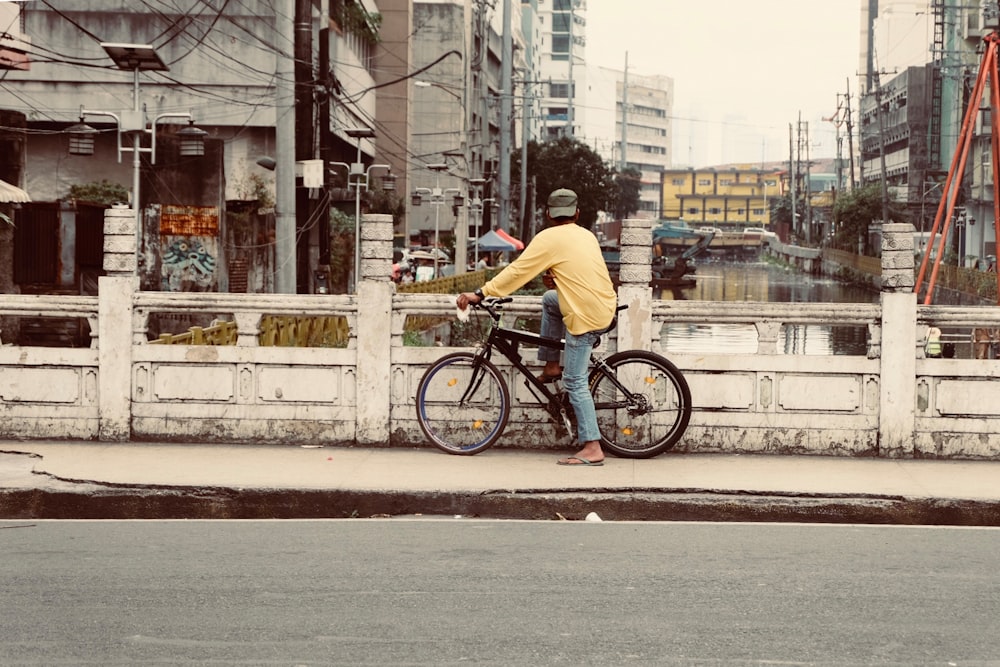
[879,222,917,457]
[98,205,138,441]
[616,218,653,351]
[355,213,395,444]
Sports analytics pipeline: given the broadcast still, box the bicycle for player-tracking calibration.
[415,296,692,458]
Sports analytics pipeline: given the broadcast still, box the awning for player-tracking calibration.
[476,229,517,252]
[0,179,30,203]
[494,228,524,250]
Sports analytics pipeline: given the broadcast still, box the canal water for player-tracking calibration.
[655,260,879,356]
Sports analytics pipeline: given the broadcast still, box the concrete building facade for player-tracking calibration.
[1,1,390,296]
[661,166,783,230]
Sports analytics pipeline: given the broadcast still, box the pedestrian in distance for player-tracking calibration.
[456,188,617,466]
[925,326,943,358]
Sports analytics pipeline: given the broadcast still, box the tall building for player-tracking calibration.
[858,0,997,265]
[535,1,672,219]
[399,0,525,258]
[615,71,672,218]
[537,0,588,140]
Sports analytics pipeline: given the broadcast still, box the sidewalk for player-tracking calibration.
[2,440,999,524]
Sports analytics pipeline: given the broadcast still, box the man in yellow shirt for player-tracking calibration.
[456,188,616,466]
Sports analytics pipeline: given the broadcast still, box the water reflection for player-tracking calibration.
[657,261,879,356]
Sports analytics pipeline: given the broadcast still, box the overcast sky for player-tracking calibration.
[584,0,863,166]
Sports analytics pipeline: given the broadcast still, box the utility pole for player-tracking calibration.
[318,26,331,272]
[804,120,812,244]
[566,0,575,138]
[294,0,313,293]
[274,0,297,294]
[789,123,797,240]
[620,52,628,171]
[796,114,803,238]
[520,74,531,238]
[498,0,512,233]
[845,78,857,189]
[873,65,890,230]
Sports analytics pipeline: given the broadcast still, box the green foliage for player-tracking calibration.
[610,167,643,220]
[329,207,355,293]
[331,0,381,45]
[511,137,616,230]
[449,317,491,347]
[69,179,128,206]
[364,187,405,228]
[236,172,274,210]
[772,193,794,228]
[831,183,909,255]
[403,330,429,347]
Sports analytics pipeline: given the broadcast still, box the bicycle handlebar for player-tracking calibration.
[473,296,627,324]
[474,296,512,321]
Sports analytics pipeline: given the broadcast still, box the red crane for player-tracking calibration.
[915,31,1000,305]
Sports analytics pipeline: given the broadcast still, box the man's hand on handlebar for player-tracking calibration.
[456,291,482,311]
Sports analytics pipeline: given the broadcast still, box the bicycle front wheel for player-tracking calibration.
[590,350,691,458]
[415,352,510,455]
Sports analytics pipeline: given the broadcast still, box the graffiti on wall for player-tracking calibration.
[160,205,219,291]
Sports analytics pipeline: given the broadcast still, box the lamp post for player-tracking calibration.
[414,80,462,100]
[329,127,392,293]
[468,177,486,268]
[954,209,976,268]
[414,79,470,274]
[412,163,461,278]
[67,43,206,264]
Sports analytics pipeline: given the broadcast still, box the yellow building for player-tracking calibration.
[661,166,785,229]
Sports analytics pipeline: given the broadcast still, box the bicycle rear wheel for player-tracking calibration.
[415,352,510,455]
[590,350,691,458]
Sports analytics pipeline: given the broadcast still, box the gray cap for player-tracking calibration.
[547,188,578,218]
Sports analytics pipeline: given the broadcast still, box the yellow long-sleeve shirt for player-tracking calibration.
[481,222,616,335]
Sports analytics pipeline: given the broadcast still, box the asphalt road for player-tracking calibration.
[2,519,999,665]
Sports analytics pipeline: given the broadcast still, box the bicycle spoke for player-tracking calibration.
[591,351,691,458]
[416,353,510,455]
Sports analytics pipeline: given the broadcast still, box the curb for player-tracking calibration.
[2,486,1000,525]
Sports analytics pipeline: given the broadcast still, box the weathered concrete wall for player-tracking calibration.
[3,215,1000,459]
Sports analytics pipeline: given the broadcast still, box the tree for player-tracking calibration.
[832,183,908,255]
[69,179,129,206]
[511,137,615,230]
[610,167,642,220]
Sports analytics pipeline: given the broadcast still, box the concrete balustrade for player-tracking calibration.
[1,209,999,459]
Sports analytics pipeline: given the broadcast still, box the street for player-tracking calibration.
[2,520,998,665]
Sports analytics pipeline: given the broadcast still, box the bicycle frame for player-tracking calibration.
[476,311,565,406]
[470,299,633,409]
[418,297,693,457]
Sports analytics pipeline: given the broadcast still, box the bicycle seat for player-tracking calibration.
[591,305,628,344]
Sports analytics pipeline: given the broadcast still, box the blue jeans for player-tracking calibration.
[540,290,601,444]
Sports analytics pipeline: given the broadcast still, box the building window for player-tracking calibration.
[709,207,721,214]
[671,178,685,186]
[697,179,711,186]
[549,82,573,99]
[552,35,569,56]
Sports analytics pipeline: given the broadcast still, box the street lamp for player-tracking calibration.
[66,42,206,262]
[412,163,460,278]
[329,127,391,292]
[954,209,976,268]
[414,80,463,100]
